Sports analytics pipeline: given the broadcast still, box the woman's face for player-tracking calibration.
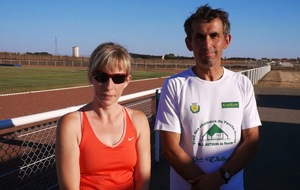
[91,68,130,107]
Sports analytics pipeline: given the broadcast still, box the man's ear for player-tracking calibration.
[224,34,231,49]
[185,37,193,51]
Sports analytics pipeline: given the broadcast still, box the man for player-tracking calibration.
[155,4,261,190]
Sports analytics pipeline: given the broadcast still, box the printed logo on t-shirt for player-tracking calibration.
[195,120,237,145]
[192,120,237,163]
[201,124,228,141]
[221,101,239,108]
[190,103,200,113]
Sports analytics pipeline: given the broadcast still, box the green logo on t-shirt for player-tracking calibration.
[221,102,239,108]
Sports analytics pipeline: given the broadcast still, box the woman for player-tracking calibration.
[55,42,151,190]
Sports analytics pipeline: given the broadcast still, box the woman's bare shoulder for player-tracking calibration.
[125,107,149,134]
[126,107,147,121]
[57,110,82,136]
[59,110,81,125]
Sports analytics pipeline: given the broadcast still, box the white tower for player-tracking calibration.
[72,46,79,57]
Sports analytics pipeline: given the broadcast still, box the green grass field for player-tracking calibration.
[0,66,174,94]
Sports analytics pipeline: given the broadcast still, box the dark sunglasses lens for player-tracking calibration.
[93,73,127,84]
[112,75,127,84]
[94,73,109,83]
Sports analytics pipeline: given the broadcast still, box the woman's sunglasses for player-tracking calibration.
[93,72,128,84]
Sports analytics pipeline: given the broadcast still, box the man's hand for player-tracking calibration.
[190,171,224,190]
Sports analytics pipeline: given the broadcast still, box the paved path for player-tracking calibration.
[243,70,300,190]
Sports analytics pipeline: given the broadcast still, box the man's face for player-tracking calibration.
[185,18,231,69]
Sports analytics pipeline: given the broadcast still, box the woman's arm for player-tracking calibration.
[131,109,151,190]
[55,111,81,190]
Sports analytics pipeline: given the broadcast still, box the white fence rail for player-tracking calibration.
[0,89,158,130]
[239,65,271,84]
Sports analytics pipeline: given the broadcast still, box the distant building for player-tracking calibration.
[72,46,79,57]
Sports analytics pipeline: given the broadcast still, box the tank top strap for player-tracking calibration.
[81,108,88,123]
[123,107,137,138]
[123,107,132,127]
[80,108,92,138]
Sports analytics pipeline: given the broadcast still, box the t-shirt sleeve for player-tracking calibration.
[154,79,181,133]
[242,77,262,129]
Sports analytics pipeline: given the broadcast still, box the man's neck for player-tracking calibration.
[192,66,224,81]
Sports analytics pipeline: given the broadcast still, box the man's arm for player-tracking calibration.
[160,131,205,182]
[221,126,259,175]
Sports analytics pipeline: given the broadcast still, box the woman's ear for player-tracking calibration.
[185,37,193,51]
[124,75,131,88]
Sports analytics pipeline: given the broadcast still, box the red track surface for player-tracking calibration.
[0,78,167,120]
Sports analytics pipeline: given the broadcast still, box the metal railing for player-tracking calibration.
[1,58,274,71]
[239,65,271,84]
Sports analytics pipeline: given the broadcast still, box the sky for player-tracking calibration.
[1,0,299,59]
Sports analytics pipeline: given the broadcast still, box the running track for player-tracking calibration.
[0,78,167,120]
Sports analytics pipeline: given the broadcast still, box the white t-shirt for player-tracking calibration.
[155,68,261,190]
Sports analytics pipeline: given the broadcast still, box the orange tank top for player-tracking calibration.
[79,107,137,190]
